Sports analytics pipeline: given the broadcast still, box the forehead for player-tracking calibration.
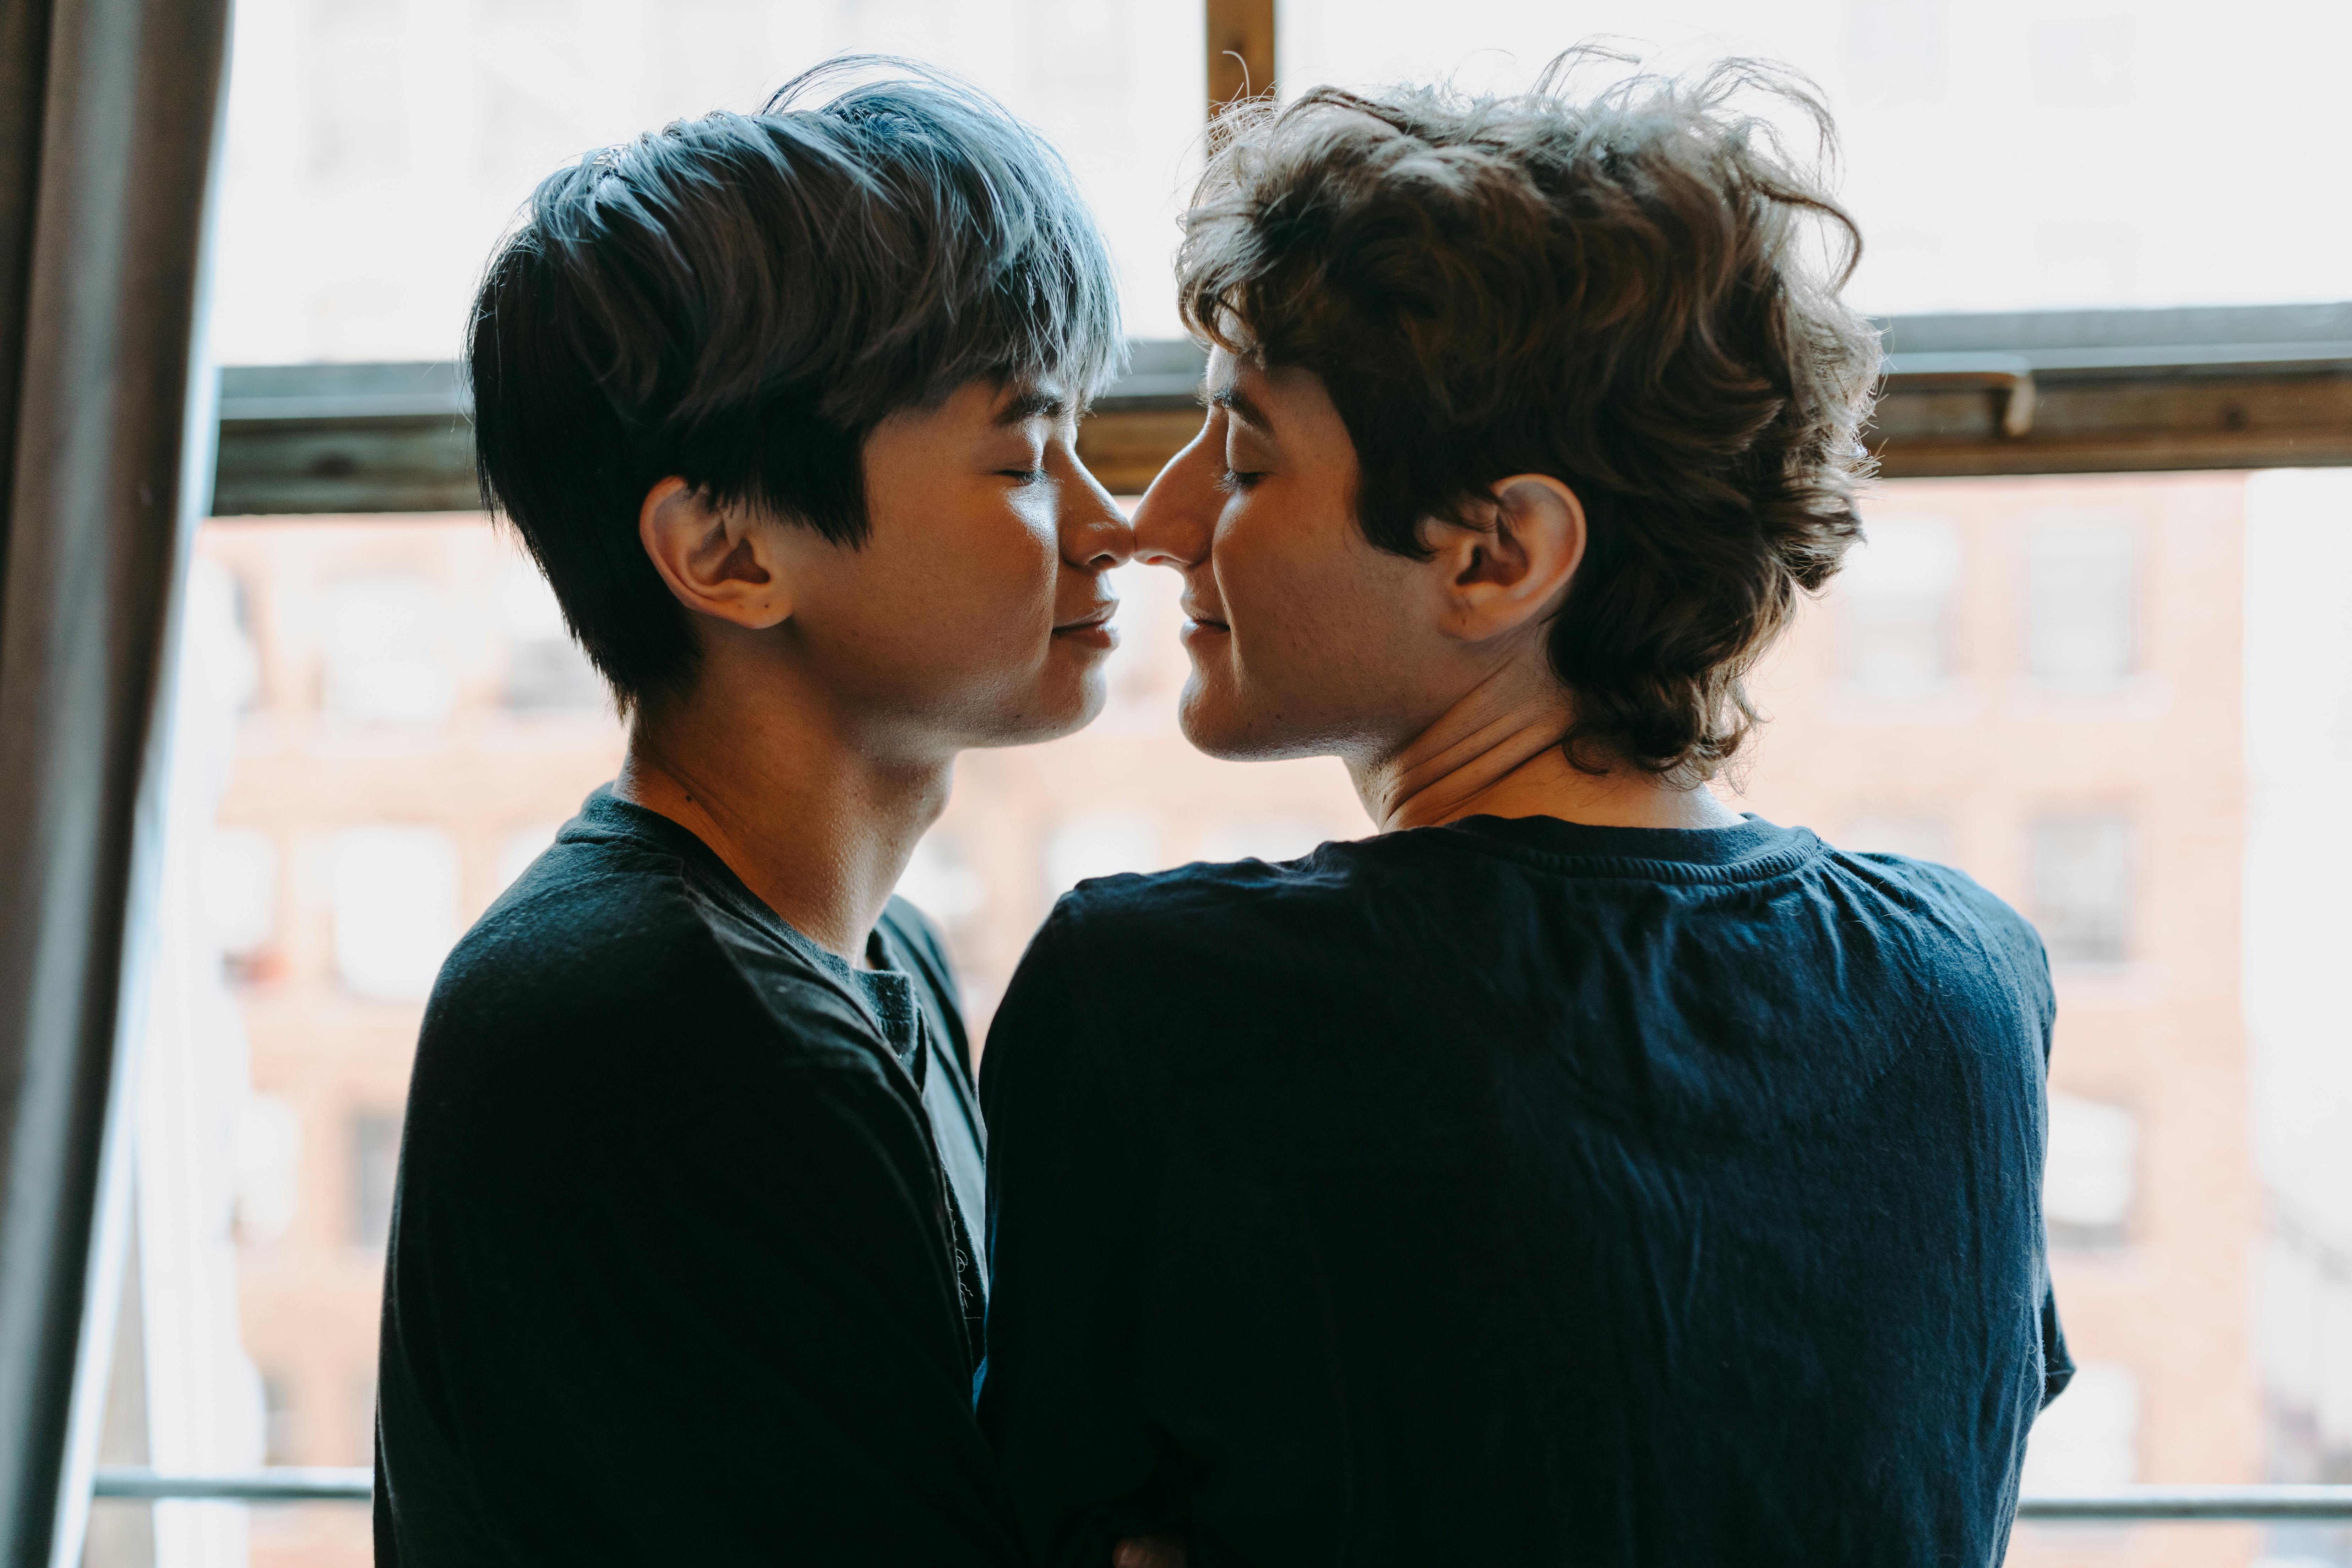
[1208,349,1338,440]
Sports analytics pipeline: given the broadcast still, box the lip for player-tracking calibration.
[1179,600,1230,638]
[1052,602,1119,650]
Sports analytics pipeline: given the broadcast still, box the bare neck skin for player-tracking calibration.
[1351,662,1743,835]
[615,658,948,967]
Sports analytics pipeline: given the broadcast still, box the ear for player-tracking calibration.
[637,476,794,630]
[1426,473,1586,642]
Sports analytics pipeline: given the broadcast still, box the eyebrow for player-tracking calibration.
[995,385,1072,425]
[1206,379,1272,433]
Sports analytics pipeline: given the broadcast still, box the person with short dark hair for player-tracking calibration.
[373,62,1130,1564]
[979,57,2070,1567]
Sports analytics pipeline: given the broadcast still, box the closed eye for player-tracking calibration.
[1219,468,1265,492]
[1000,467,1050,485]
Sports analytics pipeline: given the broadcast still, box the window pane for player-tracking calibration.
[2028,524,2138,689]
[135,473,2352,1568]
[210,0,1203,363]
[2028,815,2134,965]
[1838,515,1961,698]
[1280,0,2352,316]
[330,826,461,1000]
[2045,1093,2137,1244]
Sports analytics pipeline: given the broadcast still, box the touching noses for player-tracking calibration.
[1130,421,1220,572]
[1062,458,1136,571]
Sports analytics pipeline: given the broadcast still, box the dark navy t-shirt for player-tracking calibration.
[978,813,2070,1568]
[375,788,1020,1565]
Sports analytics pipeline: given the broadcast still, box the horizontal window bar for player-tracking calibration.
[2015,1486,2352,1521]
[92,1467,371,1501]
[206,302,2352,511]
[87,1469,2352,1520]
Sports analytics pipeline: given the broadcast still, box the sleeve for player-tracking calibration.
[2029,932,2074,1409]
[1912,865,2073,1411]
[377,954,1028,1566]
[977,902,1185,1567]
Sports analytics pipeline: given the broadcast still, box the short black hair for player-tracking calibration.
[469,59,1123,708]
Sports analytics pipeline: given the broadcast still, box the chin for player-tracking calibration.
[1176,679,1317,763]
[973,665,1105,749]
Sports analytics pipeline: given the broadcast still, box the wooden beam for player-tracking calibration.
[1206,0,1274,119]
[1869,366,2352,478]
[207,308,2352,516]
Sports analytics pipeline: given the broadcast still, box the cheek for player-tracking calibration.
[1221,507,1388,678]
[886,495,1058,633]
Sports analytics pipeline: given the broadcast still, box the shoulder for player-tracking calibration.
[1049,844,1373,951]
[419,828,886,1093]
[1830,849,2053,1018]
[982,850,1371,1096]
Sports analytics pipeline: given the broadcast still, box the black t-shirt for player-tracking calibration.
[374,787,1021,1566]
[978,814,2072,1568]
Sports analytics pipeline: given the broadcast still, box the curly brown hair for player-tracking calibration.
[1176,51,1881,782]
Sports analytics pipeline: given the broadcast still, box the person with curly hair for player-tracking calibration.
[978,54,2071,1568]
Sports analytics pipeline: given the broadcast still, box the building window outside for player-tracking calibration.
[2046,1093,2138,1247]
[497,559,605,713]
[203,826,279,981]
[320,575,455,725]
[1197,815,1332,866]
[2030,814,2134,965]
[1042,813,1163,902]
[350,1112,402,1250]
[2021,1361,2141,1491]
[330,825,462,999]
[260,1371,300,1466]
[1836,813,1955,867]
[350,1373,381,1467]
[1837,515,1961,699]
[898,831,989,933]
[2027,522,2138,691]
[232,1094,303,1245]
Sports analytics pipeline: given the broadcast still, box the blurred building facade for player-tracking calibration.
[180,470,2349,1566]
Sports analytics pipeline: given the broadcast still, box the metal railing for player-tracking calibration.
[88,1468,2352,1520]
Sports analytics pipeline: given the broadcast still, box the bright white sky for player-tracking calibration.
[208,0,2351,365]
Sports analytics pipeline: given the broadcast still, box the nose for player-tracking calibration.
[1061,444,1136,570]
[1131,416,1219,572]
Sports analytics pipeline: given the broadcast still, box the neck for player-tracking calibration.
[613,663,949,963]
[1350,669,1743,835]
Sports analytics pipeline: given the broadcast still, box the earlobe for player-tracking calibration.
[638,477,795,630]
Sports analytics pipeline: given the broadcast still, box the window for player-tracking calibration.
[497,559,604,714]
[1837,813,1954,866]
[2260,1210,2352,1488]
[1197,816,1332,865]
[899,832,989,930]
[1042,813,1165,900]
[83,0,2352,1548]
[320,576,454,725]
[2022,1362,2141,1491]
[330,826,462,999]
[350,1113,401,1250]
[2046,1094,2137,1247]
[2028,523,2138,690]
[203,826,279,980]
[232,1094,302,1244]
[2029,815,2134,965]
[260,1373,300,1466]
[1836,516,1960,699]
[496,822,564,893]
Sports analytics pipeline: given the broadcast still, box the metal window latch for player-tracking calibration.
[1883,351,2039,439]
